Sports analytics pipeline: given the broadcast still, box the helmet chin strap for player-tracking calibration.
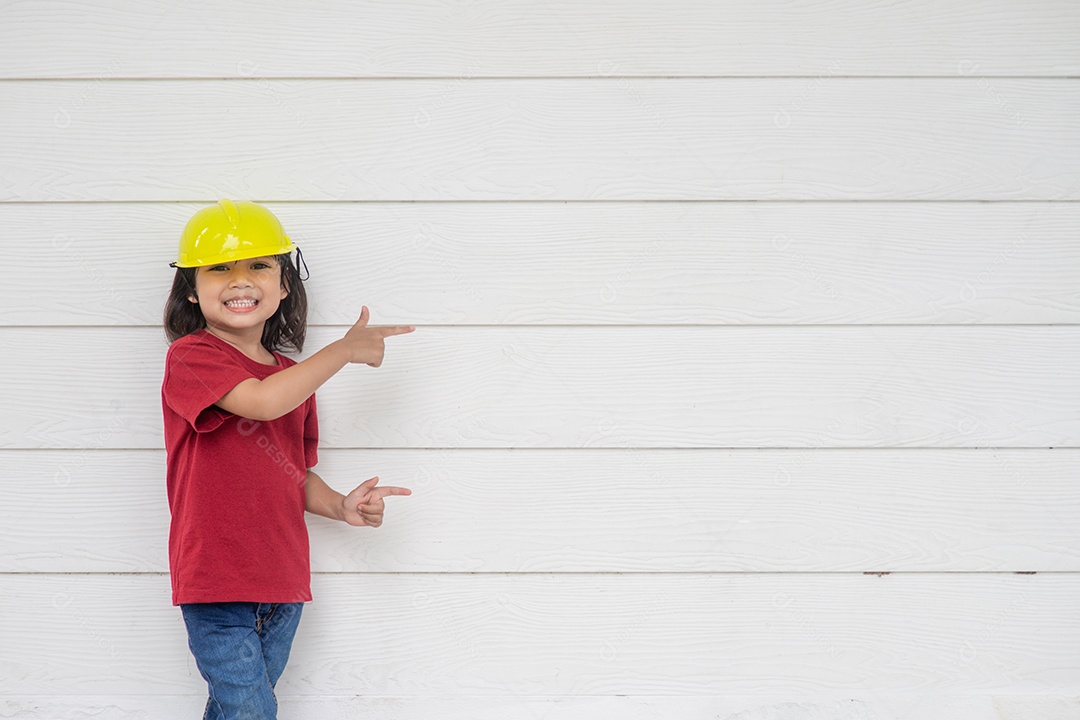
[295,247,310,281]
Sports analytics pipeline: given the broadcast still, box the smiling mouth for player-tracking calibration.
[224,298,259,312]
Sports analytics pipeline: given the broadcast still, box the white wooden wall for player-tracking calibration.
[2,1,1079,718]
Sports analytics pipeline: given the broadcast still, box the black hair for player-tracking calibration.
[163,252,308,353]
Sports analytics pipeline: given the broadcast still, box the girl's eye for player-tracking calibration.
[251,262,271,270]
[208,265,229,272]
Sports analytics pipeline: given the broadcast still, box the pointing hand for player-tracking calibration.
[339,306,415,367]
[342,476,412,528]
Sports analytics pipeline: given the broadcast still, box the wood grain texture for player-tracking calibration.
[2,79,1075,202]
[4,694,1079,720]
[3,448,1078,573]
[1,0,1078,78]
[2,573,1074,695]
[4,326,1078,450]
[2,1,1079,709]
[6,201,1078,326]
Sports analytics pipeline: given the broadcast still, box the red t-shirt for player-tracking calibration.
[161,329,318,605]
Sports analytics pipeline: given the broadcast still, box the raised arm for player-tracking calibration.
[215,306,415,421]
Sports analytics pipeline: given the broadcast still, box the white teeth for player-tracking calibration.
[225,299,257,307]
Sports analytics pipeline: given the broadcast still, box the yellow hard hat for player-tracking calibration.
[171,199,295,268]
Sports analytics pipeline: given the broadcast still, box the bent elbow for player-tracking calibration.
[218,379,287,422]
[247,403,284,423]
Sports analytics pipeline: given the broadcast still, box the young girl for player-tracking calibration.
[161,199,415,719]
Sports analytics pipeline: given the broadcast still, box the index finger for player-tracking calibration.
[374,486,412,497]
[376,325,416,337]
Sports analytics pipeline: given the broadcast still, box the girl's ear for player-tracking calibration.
[187,294,198,303]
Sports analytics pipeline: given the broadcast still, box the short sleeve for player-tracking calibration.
[163,335,257,433]
[304,393,319,468]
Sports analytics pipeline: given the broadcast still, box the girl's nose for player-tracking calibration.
[228,268,254,287]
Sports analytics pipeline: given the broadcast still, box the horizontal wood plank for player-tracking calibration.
[3,694,1078,720]
[2,79,1075,201]
[1,573,1074,695]
[2,0,1078,78]
[6,326,1078,450]
[7,201,1078,326]
[4,448,1078,573]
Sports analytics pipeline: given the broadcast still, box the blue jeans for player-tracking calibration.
[181,602,304,720]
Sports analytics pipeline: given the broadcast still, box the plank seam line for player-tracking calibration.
[8,323,1080,329]
[2,447,1077,452]
[1,571,1075,576]
[2,199,1080,205]
[1,75,1078,81]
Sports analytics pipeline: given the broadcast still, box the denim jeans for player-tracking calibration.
[181,602,305,720]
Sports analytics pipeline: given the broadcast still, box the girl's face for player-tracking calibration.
[189,256,288,338]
